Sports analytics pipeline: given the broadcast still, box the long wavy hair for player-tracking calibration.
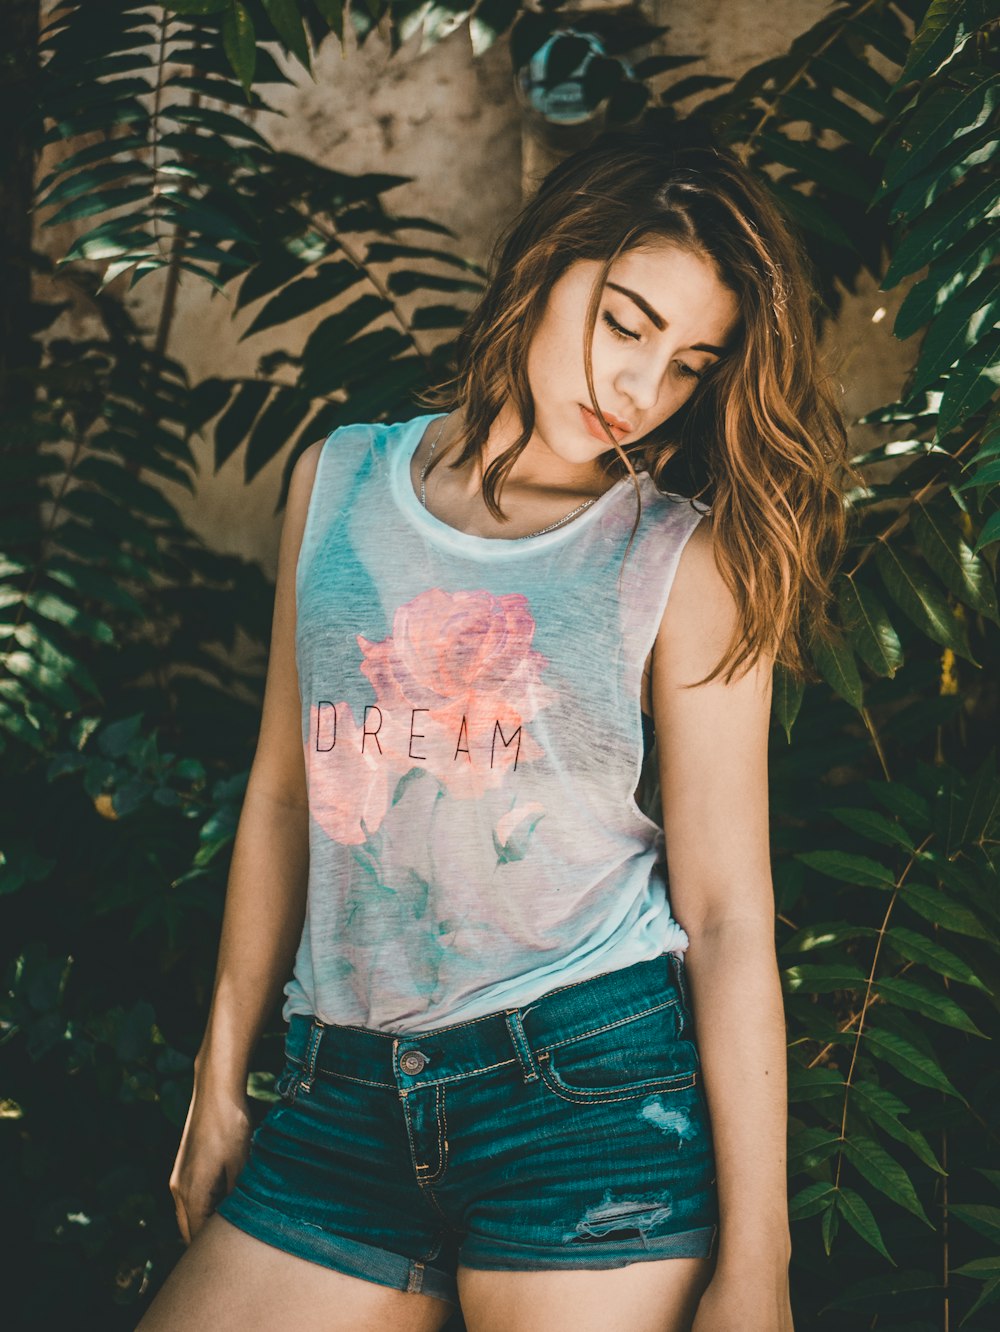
[417,120,853,685]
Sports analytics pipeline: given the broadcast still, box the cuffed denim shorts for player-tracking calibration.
[215,952,718,1308]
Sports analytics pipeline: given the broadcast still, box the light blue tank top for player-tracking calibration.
[281,412,708,1032]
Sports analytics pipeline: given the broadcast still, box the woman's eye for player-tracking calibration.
[601,311,639,342]
[602,311,703,381]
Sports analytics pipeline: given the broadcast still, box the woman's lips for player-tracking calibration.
[580,403,630,442]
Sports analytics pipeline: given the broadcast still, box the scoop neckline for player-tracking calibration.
[389,412,633,557]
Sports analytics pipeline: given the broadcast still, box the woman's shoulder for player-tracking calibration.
[661,508,737,629]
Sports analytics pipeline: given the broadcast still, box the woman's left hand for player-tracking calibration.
[691,1268,794,1332]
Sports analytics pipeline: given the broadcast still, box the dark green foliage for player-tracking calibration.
[1,2,998,1329]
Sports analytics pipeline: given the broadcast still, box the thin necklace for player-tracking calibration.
[419,417,597,540]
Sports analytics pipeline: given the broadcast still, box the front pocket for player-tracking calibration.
[536,1003,700,1104]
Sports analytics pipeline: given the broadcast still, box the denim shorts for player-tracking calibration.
[215,952,718,1308]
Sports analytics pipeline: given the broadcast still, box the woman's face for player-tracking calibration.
[523,240,741,472]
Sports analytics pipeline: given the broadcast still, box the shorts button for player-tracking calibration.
[400,1049,428,1074]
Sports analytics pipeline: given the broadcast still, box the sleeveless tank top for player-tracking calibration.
[281,412,708,1032]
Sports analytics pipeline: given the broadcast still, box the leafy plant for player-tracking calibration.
[697,2,998,1326]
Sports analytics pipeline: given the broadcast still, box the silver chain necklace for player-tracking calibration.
[419,417,597,540]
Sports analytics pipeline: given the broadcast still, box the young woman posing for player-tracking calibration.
[138,124,849,1332]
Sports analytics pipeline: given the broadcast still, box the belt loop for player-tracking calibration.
[299,1016,325,1094]
[504,1010,540,1083]
[669,951,691,1015]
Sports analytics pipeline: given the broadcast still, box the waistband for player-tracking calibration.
[281,951,691,1094]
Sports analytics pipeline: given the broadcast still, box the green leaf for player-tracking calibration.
[167,193,257,245]
[938,328,1000,439]
[842,1136,931,1225]
[796,850,896,888]
[261,0,311,70]
[955,751,1000,846]
[25,591,115,645]
[36,159,151,212]
[888,121,1000,225]
[781,921,879,954]
[788,1126,842,1171]
[772,663,804,742]
[41,184,152,230]
[894,225,995,339]
[222,2,256,92]
[881,72,1000,195]
[836,1186,894,1262]
[882,175,1000,289]
[314,0,346,42]
[862,1026,965,1099]
[900,880,994,942]
[44,557,144,612]
[887,925,990,991]
[972,510,1000,555]
[165,104,271,149]
[2,652,78,712]
[896,0,982,85]
[784,963,869,993]
[950,1204,1000,1247]
[952,1258,1000,1278]
[876,975,986,1036]
[789,1181,837,1221]
[868,780,930,827]
[838,577,903,677]
[786,1064,844,1104]
[851,1079,945,1174]
[810,632,864,709]
[961,458,1000,492]
[910,503,999,619]
[828,806,915,850]
[875,544,977,662]
[910,270,1000,396]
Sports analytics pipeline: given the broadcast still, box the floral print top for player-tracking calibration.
[282,412,708,1031]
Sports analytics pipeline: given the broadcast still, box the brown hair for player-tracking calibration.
[418,121,853,684]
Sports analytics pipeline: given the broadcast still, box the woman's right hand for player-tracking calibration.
[168,1076,254,1245]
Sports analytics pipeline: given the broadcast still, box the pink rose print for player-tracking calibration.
[357,587,556,800]
[305,700,391,846]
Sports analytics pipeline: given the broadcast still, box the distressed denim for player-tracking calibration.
[215,952,718,1307]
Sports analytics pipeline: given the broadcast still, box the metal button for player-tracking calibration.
[400,1049,428,1075]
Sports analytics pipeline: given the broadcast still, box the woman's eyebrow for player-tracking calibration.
[605,281,729,355]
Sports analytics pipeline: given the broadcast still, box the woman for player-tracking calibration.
[138,123,848,1331]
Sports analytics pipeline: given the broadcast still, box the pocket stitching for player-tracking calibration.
[536,1050,698,1104]
[536,996,682,1053]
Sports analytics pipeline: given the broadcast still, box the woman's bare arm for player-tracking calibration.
[652,518,792,1322]
[193,439,324,1096]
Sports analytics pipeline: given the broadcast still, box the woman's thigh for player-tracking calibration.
[134,1212,454,1332]
[457,1254,716,1332]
